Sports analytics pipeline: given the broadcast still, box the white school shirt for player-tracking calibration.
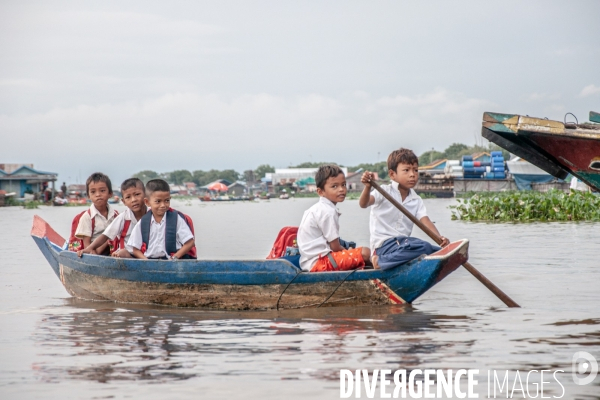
[298,197,340,271]
[369,184,427,250]
[127,213,194,258]
[102,208,142,253]
[75,203,118,241]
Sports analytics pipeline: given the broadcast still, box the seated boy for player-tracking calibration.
[359,148,449,270]
[78,178,147,258]
[298,165,372,272]
[128,179,196,260]
[74,172,119,255]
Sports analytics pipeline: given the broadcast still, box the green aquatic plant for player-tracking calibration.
[23,201,42,209]
[450,190,600,222]
[4,197,20,207]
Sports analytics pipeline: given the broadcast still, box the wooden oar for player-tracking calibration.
[369,180,520,308]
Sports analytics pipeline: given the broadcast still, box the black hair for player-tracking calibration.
[85,172,112,196]
[120,178,144,193]
[387,148,419,172]
[145,179,171,196]
[315,164,344,190]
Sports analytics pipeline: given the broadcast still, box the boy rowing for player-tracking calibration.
[359,148,449,270]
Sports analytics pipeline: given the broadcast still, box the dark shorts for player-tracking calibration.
[375,236,440,270]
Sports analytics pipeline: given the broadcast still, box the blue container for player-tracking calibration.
[491,162,505,168]
[493,173,506,179]
[479,162,491,167]
[486,172,496,179]
[464,174,483,179]
[491,151,503,157]
[462,155,473,162]
[491,156,504,162]
[492,167,505,172]
[463,161,474,168]
[463,167,486,174]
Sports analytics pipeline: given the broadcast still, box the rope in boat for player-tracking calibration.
[276,271,301,311]
[277,268,359,310]
[317,269,357,308]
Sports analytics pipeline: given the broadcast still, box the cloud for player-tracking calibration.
[579,84,600,97]
[0,88,495,185]
[0,79,38,87]
[525,92,561,102]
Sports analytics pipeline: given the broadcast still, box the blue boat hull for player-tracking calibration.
[31,216,469,310]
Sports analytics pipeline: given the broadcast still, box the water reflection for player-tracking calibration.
[32,299,472,384]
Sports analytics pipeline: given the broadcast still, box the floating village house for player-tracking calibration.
[345,171,380,192]
[0,164,58,197]
[419,159,448,175]
[227,181,247,196]
[268,167,349,193]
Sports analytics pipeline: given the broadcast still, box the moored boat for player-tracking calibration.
[31,215,469,310]
[482,111,600,191]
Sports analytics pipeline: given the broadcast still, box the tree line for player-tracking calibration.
[132,143,509,185]
[418,143,510,165]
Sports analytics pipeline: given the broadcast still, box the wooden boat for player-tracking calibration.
[31,215,469,310]
[482,111,600,191]
[198,195,250,202]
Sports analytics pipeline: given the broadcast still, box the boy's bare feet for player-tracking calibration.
[111,249,133,258]
[371,255,380,270]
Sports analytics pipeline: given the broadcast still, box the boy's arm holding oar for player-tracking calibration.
[358,172,376,208]
[360,171,449,247]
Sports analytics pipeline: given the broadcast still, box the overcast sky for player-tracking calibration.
[1,0,599,185]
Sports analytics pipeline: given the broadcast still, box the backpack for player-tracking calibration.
[139,208,197,259]
[117,219,132,252]
[266,226,356,260]
[67,208,119,253]
[267,226,299,259]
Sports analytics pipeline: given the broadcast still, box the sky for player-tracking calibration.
[1,0,599,185]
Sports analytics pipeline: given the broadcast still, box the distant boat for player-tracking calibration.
[198,195,251,202]
[30,215,469,310]
[482,111,600,191]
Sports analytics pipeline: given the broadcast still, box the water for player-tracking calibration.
[1,198,599,399]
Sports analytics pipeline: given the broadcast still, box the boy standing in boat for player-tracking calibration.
[78,178,148,258]
[359,148,449,270]
[74,172,119,255]
[128,179,196,260]
[298,165,372,272]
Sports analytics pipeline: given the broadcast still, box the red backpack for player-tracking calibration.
[117,219,132,252]
[67,209,119,253]
[267,226,299,259]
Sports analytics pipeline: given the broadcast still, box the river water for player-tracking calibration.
[0,198,598,399]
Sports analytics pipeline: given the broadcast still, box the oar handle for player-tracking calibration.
[369,180,520,308]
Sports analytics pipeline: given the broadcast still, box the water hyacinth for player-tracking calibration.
[450,190,600,222]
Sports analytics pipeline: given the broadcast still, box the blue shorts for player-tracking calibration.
[375,236,440,270]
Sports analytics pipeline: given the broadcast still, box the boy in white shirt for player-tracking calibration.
[128,179,196,260]
[298,165,372,272]
[359,148,449,270]
[78,178,147,258]
[73,172,119,255]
